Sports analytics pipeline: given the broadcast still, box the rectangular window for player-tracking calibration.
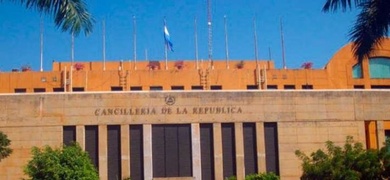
[34,88,46,93]
[191,86,203,90]
[267,85,277,90]
[111,86,123,91]
[85,126,99,169]
[63,126,76,146]
[264,122,279,175]
[53,88,64,92]
[152,124,192,177]
[107,125,121,180]
[72,87,85,92]
[371,85,390,89]
[171,86,184,90]
[354,85,365,89]
[247,85,258,90]
[14,88,26,93]
[302,85,313,89]
[284,85,295,90]
[352,63,363,78]
[244,123,258,175]
[130,86,142,91]
[200,124,215,180]
[130,125,144,180]
[210,85,222,90]
[222,123,236,178]
[150,86,163,91]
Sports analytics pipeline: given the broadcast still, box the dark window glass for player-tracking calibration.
[34,88,46,93]
[63,126,76,146]
[15,88,26,93]
[111,86,123,91]
[371,85,390,89]
[284,85,295,90]
[264,122,280,175]
[107,125,121,180]
[222,123,236,178]
[210,85,222,90]
[200,124,215,180]
[130,86,142,91]
[150,86,163,91]
[302,85,313,89]
[267,85,277,90]
[354,85,365,89]
[72,87,85,92]
[191,86,203,90]
[53,88,64,92]
[130,125,144,180]
[171,86,184,90]
[247,85,258,90]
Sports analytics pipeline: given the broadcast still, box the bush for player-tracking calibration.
[224,172,280,180]
[0,131,12,161]
[24,143,99,180]
[295,136,390,180]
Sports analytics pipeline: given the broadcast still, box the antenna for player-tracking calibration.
[102,19,106,71]
[280,17,286,69]
[207,0,213,69]
[40,17,44,72]
[71,32,74,63]
[224,15,229,69]
[195,17,199,70]
[133,15,137,70]
[253,17,259,66]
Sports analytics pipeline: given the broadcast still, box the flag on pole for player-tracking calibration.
[164,22,174,52]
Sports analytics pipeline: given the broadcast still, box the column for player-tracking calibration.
[213,123,223,180]
[121,125,130,179]
[99,125,108,180]
[256,122,266,172]
[235,123,245,180]
[376,120,385,149]
[76,125,85,150]
[143,124,153,180]
[192,123,202,180]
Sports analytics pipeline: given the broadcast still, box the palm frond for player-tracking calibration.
[18,0,94,36]
[322,0,367,12]
[349,0,390,62]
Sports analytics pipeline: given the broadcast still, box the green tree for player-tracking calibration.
[0,131,12,161]
[5,0,94,35]
[24,143,99,180]
[295,136,390,180]
[323,0,390,62]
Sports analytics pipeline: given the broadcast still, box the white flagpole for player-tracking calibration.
[280,17,286,69]
[102,19,106,71]
[133,15,137,70]
[253,17,259,66]
[207,0,213,69]
[40,17,44,72]
[71,32,74,64]
[145,49,148,61]
[195,17,199,70]
[164,18,168,70]
[224,15,229,69]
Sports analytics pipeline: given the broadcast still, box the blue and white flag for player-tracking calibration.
[164,23,174,52]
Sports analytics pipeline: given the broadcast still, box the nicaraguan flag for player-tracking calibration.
[164,23,174,52]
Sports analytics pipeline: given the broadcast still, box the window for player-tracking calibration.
[283,85,295,90]
[150,86,163,91]
[72,87,85,92]
[354,85,365,89]
[267,85,277,90]
[352,63,363,78]
[191,86,203,90]
[371,85,390,89]
[247,85,258,90]
[171,86,184,90]
[210,85,222,90]
[14,88,26,93]
[302,85,313,89]
[130,86,142,91]
[53,88,64,92]
[369,57,390,78]
[111,86,123,91]
[34,88,46,93]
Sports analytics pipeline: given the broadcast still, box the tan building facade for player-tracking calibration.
[0,40,390,180]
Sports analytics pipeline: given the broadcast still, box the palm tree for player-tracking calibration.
[323,0,390,62]
[6,0,94,36]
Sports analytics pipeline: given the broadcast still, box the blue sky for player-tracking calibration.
[0,0,358,71]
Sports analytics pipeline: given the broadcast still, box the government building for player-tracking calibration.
[0,39,390,180]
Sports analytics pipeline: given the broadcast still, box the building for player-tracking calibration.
[0,39,390,180]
